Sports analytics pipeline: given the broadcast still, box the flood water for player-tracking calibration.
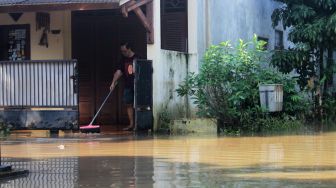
[1,132,336,187]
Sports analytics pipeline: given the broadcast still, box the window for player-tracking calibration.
[275,30,284,50]
[257,36,269,51]
[161,0,188,52]
[0,24,30,61]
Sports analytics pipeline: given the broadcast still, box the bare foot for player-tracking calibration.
[122,126,134,131]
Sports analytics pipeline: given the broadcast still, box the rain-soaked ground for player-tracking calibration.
[1,131,336,188]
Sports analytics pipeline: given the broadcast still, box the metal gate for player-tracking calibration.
[134,59,153,131]
[0,60,78,130]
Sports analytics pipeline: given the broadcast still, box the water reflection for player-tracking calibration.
[0,132,336,187]
[0,157,79,188]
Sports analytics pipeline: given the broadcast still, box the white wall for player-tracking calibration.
[0,11,71,60]
[148,0,200,130]
[193,0,290,59]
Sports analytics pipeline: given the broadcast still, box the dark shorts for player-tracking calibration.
[123,88,134,105]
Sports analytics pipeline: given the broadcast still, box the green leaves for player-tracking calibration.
[272,0,336,104]
[0,121,11,137]
[271,48,315,90]
[177,38,307,131]
[273,0,336,46]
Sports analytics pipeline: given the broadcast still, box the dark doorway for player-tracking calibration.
[72,10,147,128]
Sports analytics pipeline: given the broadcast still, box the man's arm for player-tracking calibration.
[110,70,123,90]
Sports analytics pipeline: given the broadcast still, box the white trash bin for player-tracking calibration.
[259,84,283,112]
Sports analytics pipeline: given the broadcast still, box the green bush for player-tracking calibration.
[177,35,310,133]
[0,121,11,136]
[158,109,172,131]
[221,116,305,136]
[255,116,305,134]
[322,96,336,122]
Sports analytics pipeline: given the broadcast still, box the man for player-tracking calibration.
[110,42,137,131]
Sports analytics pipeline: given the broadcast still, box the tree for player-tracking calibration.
[271,0,336,98]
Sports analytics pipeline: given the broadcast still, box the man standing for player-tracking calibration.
[110,42,137,131]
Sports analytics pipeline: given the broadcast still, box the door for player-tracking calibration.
[72,15,97,124]
[94,15,120,125]
[72,11,119,125]
[72,10,147,126]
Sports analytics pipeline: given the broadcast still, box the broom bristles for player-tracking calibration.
[80,125,100,130]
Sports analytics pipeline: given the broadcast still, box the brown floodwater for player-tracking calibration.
[1,132,336,187]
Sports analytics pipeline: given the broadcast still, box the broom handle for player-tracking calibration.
[89,89,113,125]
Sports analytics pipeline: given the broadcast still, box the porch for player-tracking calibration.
[0,0,154,131]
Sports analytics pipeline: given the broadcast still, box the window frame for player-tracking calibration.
[160,0,188,53]
[257,36,269,51]
[274,30,284,50]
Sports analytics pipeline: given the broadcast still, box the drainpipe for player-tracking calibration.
[185,54,190,118]
[205,0,211,48]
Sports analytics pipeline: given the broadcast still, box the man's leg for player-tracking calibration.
[122,88,134,131]
[126,105,134,129]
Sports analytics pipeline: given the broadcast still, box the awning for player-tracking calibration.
[0,0,128,12]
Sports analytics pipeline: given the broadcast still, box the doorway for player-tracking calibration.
[72,9,147,128]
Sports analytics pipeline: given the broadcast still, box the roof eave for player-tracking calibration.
[0,2,120,13]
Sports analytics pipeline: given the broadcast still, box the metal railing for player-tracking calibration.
[0,60,78,108]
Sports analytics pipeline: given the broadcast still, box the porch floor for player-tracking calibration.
[10,125,133,138]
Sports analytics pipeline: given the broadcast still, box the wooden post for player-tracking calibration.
[122,0,154,44]
[146,1,154,44]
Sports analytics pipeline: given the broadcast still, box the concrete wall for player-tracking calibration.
[0,11,71,60]
[196,0,290,58]
[148,0,201,130]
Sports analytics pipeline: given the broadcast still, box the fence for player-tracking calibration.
[0,60,78,108]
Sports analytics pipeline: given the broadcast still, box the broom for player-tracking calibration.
[80,87,114,133]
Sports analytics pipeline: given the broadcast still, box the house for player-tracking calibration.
[0,0,288,131]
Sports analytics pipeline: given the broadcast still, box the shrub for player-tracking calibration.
[0,121,11,136]
[177,35,310,133]
[322,96,336,122]
[158,108,172,131]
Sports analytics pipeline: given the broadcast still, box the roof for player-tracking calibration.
[0,0,127,12]
[0,0,119,6]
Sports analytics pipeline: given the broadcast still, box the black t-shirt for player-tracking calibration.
[118,54,138,89]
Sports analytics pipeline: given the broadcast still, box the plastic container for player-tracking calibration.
[259,84,283,112]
